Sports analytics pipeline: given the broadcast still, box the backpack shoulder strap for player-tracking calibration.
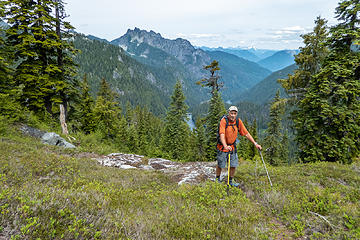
[223,115,229,129]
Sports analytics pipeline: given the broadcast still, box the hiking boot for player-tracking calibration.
[229,181,239,187]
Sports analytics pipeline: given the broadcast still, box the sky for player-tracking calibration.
[63,0,340,50]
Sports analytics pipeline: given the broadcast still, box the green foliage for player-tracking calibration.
[194,118,207,161]
[279,17,329,101]
[3,0,78,117]
[280,4,360,163]
[237,160,360,239]
[205,90,226,161]
[72,74,96,134]
[161,81,192,161]
[1,126,360,239]
[294,2,360,163]
[72,34,169,116]
[196,60,223,94]
[264,90,288,165]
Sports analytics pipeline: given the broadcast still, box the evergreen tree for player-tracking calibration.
[77,74,96,134]
[93,78,123,139]
[98,78,116,102]
[0,3,25,121]
[125,101,133,126]
[196,60,223,94]
[237,118,249,160]
[280,131,290,164]
[264,90,286,165]
[197,60,227,161]
[248,118,258,160]
[194,118,207,161]
[161,80,191,161]
[205,90,226,161]
[4,0,78,117]
[279,16,329,102]
[294,0,360,163]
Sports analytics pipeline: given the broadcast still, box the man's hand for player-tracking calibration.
[224,145,232,151]
[255,143,262,151]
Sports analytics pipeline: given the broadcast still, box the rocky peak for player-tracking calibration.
[111,28,210,68]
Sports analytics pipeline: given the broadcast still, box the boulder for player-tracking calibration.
[19,124,76,149]
[41,132,76,149]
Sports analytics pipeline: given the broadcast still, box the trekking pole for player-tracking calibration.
[258,150,273,187]
[227,152,231,196]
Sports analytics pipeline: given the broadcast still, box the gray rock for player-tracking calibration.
[41,132,76,149]
[19,125,46,138]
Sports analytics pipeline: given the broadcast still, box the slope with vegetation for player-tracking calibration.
[1,124,359,239]
[73,34,170,115]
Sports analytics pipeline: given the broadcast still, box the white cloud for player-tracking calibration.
[64,0,339,49]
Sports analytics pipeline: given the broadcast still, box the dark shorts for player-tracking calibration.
[217,151,239,168]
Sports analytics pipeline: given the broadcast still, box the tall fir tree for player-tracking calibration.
[279,16,329,102]
[194,118,207,161]
[196,60,223,94]
[294,0,360,163]
[93,78,124,139]
[264,90,287,165]
[248,118,258,160]
[4,0,78,118]
[161,80,191,161]
[205,90,226,161]
[77,74,96,134]
[197,60,226,161]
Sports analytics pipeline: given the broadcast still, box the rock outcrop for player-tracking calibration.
[19,125,76,149]
[97,153,217,185]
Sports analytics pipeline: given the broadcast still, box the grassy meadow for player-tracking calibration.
[1,124,359,239]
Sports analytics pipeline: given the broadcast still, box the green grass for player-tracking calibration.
[1,125,359,239]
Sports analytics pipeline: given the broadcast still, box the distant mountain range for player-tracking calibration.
[109,28,271,103]
[200,46,278,63]
[202,46,299,72]
[257,50,299,71]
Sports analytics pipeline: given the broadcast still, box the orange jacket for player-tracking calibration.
[217,117,248,152]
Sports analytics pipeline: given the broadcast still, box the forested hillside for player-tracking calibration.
[237,64,297,105]
[257,50,298,71]
[73,34,170,115]
[207,51,271,99]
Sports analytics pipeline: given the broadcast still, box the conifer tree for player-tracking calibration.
[0,3,25,121]
[196,60,223,94]
[205,90,226,161]
[194,118,207,161]
[161,80,191,161]
[237,118,249,160]
[93,79,123,139]
[264,90,286,165]
[280,131,290,164]
[77,74,96,134]
[248,118,258,160]
[197,60,226,161]
[294,0,360,163]
[279,17,329,102]
[4,0,78,117]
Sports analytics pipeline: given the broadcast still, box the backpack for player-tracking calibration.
[216,115,239,151]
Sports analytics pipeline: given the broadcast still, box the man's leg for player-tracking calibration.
[216,165,222,177]
[229,153,239,187]
[216,151,226,182]
[230,167,236,177]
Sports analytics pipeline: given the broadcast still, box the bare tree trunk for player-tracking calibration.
[60,104,68,135]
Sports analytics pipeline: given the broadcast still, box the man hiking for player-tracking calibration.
[216,106,262,187]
